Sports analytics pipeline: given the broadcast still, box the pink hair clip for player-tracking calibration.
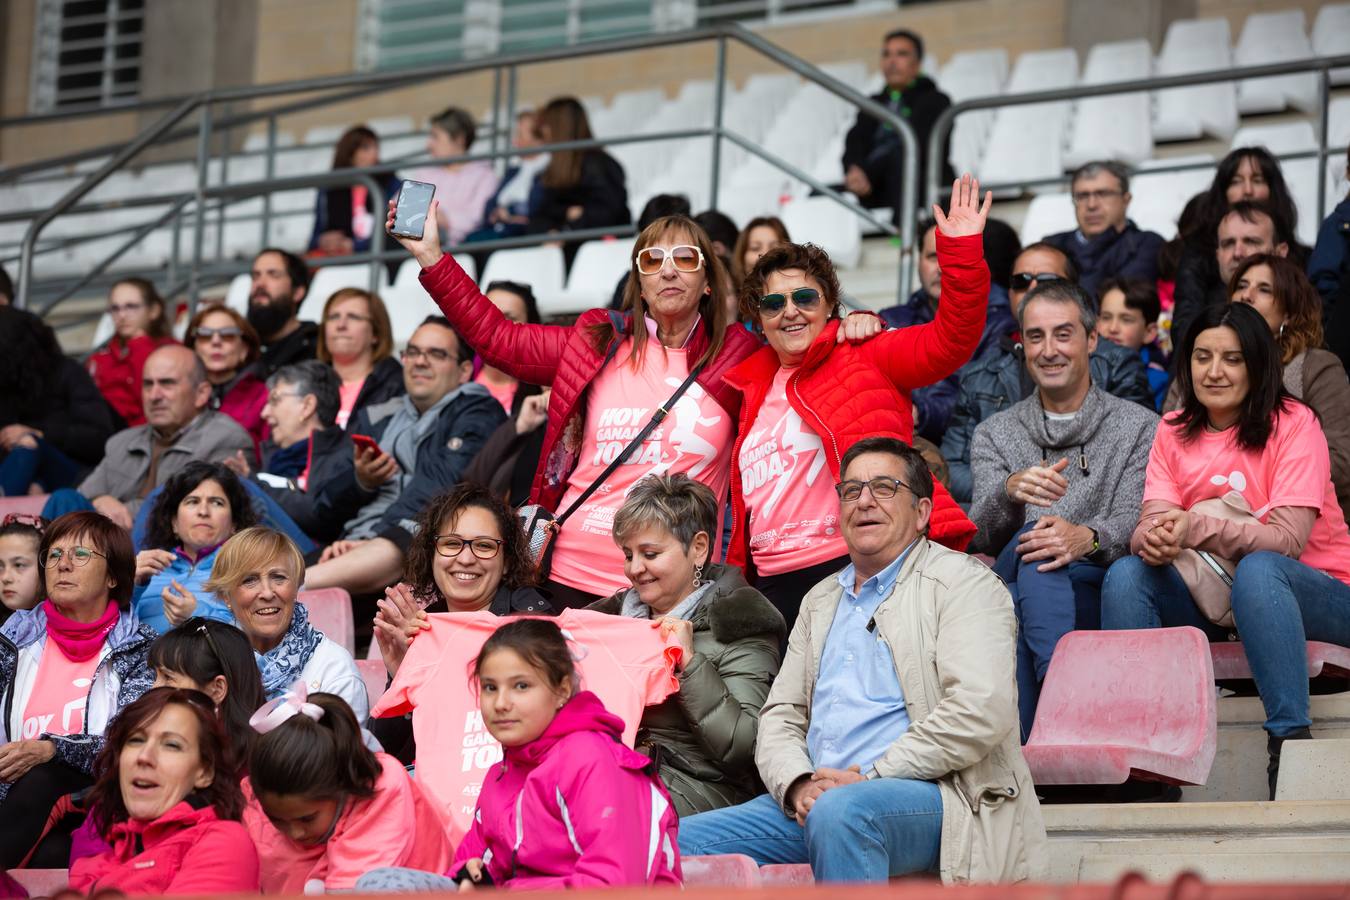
[249,680,324,734]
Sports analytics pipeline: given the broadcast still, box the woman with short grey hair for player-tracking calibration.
[413,106,498,245]
[586,473,785,816]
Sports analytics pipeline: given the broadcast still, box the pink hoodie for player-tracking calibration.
[453,691,682,889]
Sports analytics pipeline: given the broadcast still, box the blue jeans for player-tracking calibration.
[1101,552,1350,736]
[994,523,1104,741]
[0,439,83,496]
[677,781,942,883]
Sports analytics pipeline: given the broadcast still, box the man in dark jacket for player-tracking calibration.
[1043,161,1164,298]
[879,217,1017,444]
[301,316,506,593]
[249,248,319,376]
[842,29,954,218]
[941,243,1151,503]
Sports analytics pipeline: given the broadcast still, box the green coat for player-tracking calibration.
[588,563,785,816]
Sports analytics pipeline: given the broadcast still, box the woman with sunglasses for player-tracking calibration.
[388,199,879,607]
[86,278,177,428]
[185,305,268,451]
[0,511,156,867]
[724,175,991,629]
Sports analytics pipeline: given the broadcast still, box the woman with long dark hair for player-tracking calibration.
[309,125,403,258]
[1101,303,1350,800]
[527,97,630,238]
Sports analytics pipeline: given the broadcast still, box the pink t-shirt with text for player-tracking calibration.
[548,341,734,596]
[1145,403,1350,585]
[739,367,846,575]
[371,609,680,845]
[21,645,100,739]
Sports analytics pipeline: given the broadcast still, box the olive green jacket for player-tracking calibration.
[588,563,785,816]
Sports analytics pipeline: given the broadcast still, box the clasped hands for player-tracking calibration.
[786,764,866,826]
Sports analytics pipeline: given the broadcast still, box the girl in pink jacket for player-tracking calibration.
[242,685,454,893]
[357,618,683,891]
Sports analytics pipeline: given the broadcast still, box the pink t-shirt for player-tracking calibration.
[475,373,516,414]
[1145,403,1350,585]
[336,379,364,430]
[372,609,680,845]
[21,644,100,739]
[548,341,734,596]
[739,367,846,575]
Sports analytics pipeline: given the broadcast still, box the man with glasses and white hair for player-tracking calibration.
[301,316,505,594]
[1044,161,1164,298]
[969,282,1157,740]
[679,436,1047,885]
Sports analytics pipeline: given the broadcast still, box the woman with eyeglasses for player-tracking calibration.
[185,305,269,451]
[0,511,157,867]
[0,515,44,626]
[317,287,404,430]
[87,278,177,428]
[389,201,880,607]
[724,176,991,629]
[366,484,549,762]
[132,462,258,634]
[203,527,377,750]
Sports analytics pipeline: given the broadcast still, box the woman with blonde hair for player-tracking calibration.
[315,287,404,429]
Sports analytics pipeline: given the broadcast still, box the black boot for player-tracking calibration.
[1267,728,1313,800]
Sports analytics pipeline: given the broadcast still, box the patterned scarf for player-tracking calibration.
[256,602,324,699]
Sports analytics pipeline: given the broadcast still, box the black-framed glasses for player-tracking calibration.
[43,546,106,568]
[193,326,243,342]
[402,344,453,364]
[834,476,911,503]
[434,535,504,559]
[758,288,823,318]
[635,245,704,275]
[1010,272,1068,292]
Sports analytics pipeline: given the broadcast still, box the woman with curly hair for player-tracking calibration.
[0,306,118,496]
[132,461,258,633]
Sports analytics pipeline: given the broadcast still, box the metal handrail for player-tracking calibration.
[13,23,919,311]
[924,53,1350,218]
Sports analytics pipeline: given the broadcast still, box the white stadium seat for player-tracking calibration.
[1314,3,1350,85]
[224,272,252,316]
[778,196,862,269]
[299,264,390,323]
[1065,39,1153,168]
[1018,193,1075,245]
[560,239,633,311]
[978,48,1078,187]
[1154,18,1239,142]
[479,245,567,316]
[940,50,1007,177]
[1234,10,1317,115]
[1129,156,1218,241]
[382,280,445,348]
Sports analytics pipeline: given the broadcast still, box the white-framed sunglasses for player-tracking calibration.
[635,245,705,275]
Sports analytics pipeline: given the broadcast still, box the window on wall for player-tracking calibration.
[695,0,853,26]
[31,0,144,112]
[356,0,469,71]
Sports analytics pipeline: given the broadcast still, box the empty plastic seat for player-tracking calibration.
[758,864,815,886]
[479,245,566,315]
[300,264,389,323]
[1211,641,1350,681]
[382,281,446,348]
[779,196,862,269]
[299,587,355,655]
[680,855,761,887]
[91,312,116,349]
[1129,156,1218,240]
[0,495,49,520]
[1065,39,1153,168]
[561,239,632,311]
[978,48,1078,187]
[394,254,474,290]
[223,272,252,316]
[357,658,388,706]
[1314,4,1350,85]
[1018,193,1076,245]
[1154,18,1239,142]
[1023,627,1217,786]
[1234,10,1317,115]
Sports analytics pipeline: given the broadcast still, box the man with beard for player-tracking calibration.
[248,248,318,375]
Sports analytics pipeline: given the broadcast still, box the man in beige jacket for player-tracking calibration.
[678,437,1048,883]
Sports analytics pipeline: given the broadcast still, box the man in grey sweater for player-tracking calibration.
[970,281,1157,739]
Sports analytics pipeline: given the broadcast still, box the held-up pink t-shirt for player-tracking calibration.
[739,367,846,575]
[548,340,734,596]
[20,645,100,739]
[371,609,681,845]
[1145,403,1350,585]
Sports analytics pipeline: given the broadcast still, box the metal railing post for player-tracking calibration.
[188,106,213,315]
[489,65,504,175]
[1318,65,1331,224]
[261,115,277,247]
[216,112,230,259]
[364,174,385,293]
[504,64,518,151]
[709,34,726,211]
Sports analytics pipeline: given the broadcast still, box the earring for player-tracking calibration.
[693,564,704,587]
[1278,321,1287,339]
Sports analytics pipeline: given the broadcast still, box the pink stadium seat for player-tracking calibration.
[357,658,388,705]
[759,863,815,886]
[5,868,70,896]
[299,588,354,655]
[0,495,47,520]
[680,854,761,887]
[1211,641,1350,681]
[1023,627,1217,786]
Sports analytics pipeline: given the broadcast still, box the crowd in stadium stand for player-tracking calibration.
[1,20,1350,895]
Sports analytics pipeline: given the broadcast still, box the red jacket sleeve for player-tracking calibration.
[865,231,989,388]
[163,821,261,894]
[418,254,571,387]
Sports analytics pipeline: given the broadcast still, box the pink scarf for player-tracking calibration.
[43,599,119,662]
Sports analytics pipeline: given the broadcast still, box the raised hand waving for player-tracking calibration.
[932,173,993,238]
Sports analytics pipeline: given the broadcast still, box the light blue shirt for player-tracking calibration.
[805,543,915,773]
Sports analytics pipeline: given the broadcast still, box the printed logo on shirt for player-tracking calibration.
[458,710,503,817]
[22,676,91,738]
[739,407,827,517]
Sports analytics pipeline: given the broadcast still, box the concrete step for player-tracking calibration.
[1276,738,1350,802]
[1045,799,1350,883]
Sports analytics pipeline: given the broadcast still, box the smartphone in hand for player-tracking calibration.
[390,180,436,238]
[351,433,381,455]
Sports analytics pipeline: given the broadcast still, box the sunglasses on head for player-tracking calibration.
[1010,272,1068,291]
[635,245,704,275]
[757,288,823,318]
